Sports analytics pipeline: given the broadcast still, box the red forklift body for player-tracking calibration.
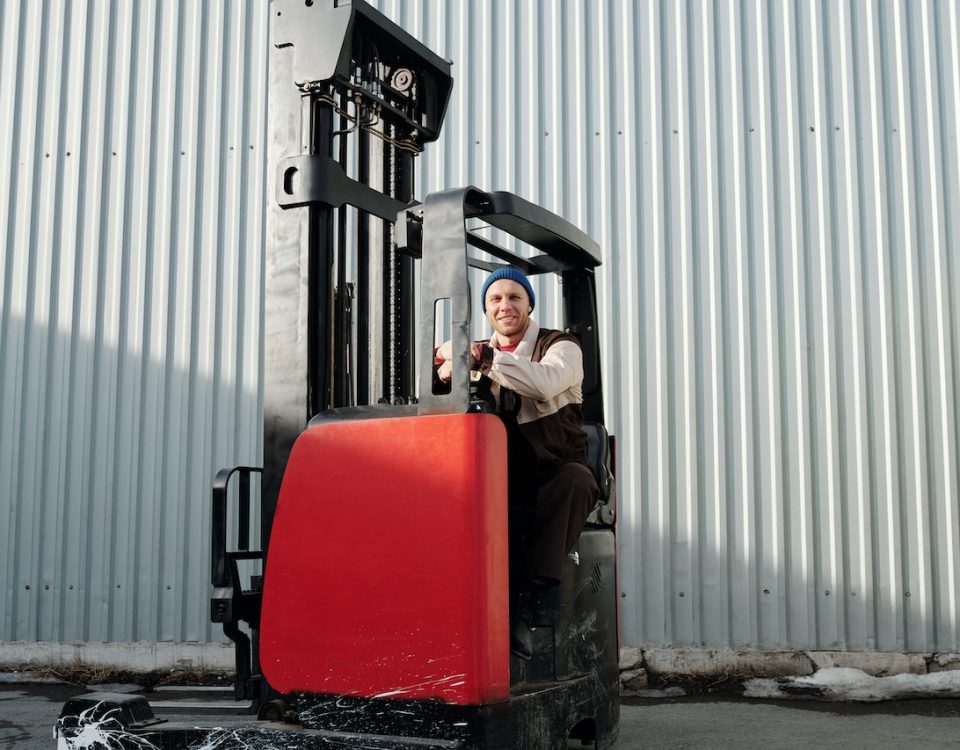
[261,413,511,705]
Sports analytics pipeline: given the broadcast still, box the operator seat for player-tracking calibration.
[582,422,615,524]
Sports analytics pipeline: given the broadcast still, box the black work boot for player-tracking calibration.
[510,588,536,660]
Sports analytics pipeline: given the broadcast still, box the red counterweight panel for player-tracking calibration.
[261,413,510,705]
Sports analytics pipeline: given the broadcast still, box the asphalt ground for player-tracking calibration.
[4,680,960,748]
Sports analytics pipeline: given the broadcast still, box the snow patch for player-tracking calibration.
[744,667,960,702]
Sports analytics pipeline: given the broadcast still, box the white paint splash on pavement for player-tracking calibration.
[55,703,160,750]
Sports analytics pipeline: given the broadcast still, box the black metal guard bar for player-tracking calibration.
[416,187,484,416]
[211,466,263,589]
[464,231,538,275]
[277,154,410,222]
[399,191,600,273]
[479,192,601,266]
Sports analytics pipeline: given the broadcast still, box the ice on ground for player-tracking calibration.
[744,667,960,702]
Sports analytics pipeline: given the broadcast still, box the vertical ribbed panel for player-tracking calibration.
[0,0,268,643]
[2,0,959,656]
[376,0,960,652]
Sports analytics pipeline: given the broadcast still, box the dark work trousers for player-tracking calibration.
[522,463,597,583]
[508,459,598,585]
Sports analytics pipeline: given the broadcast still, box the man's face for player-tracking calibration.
[485,279,531,339]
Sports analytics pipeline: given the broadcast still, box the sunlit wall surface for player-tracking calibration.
[0,1,268,644]
[379,0,960,652]
[2,0,959,655]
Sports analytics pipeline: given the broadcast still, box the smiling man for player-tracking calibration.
[436,267,598,660]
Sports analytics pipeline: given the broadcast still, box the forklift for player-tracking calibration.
[56,1,619,748]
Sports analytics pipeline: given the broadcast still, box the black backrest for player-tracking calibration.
[582,422,615,527]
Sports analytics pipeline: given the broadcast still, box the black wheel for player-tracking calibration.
[257,698,288,722]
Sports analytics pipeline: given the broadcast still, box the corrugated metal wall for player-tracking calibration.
[2,0,959,656]
[380,0,960,652]
[0,0,268,644]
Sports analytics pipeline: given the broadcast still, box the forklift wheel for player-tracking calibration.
[257,698,289,722]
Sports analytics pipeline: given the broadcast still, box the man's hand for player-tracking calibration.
[437,359,453,383]
[435,340,453,363]
[434,340,486,383]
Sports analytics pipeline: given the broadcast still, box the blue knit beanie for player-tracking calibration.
[480,267,535,312]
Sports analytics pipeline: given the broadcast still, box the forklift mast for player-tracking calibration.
[263,0,452,549]
[210,0,454,703]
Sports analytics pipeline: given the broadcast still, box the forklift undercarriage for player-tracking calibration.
[57,1,619,748]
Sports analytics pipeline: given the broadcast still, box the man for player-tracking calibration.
[436,267,598,659]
